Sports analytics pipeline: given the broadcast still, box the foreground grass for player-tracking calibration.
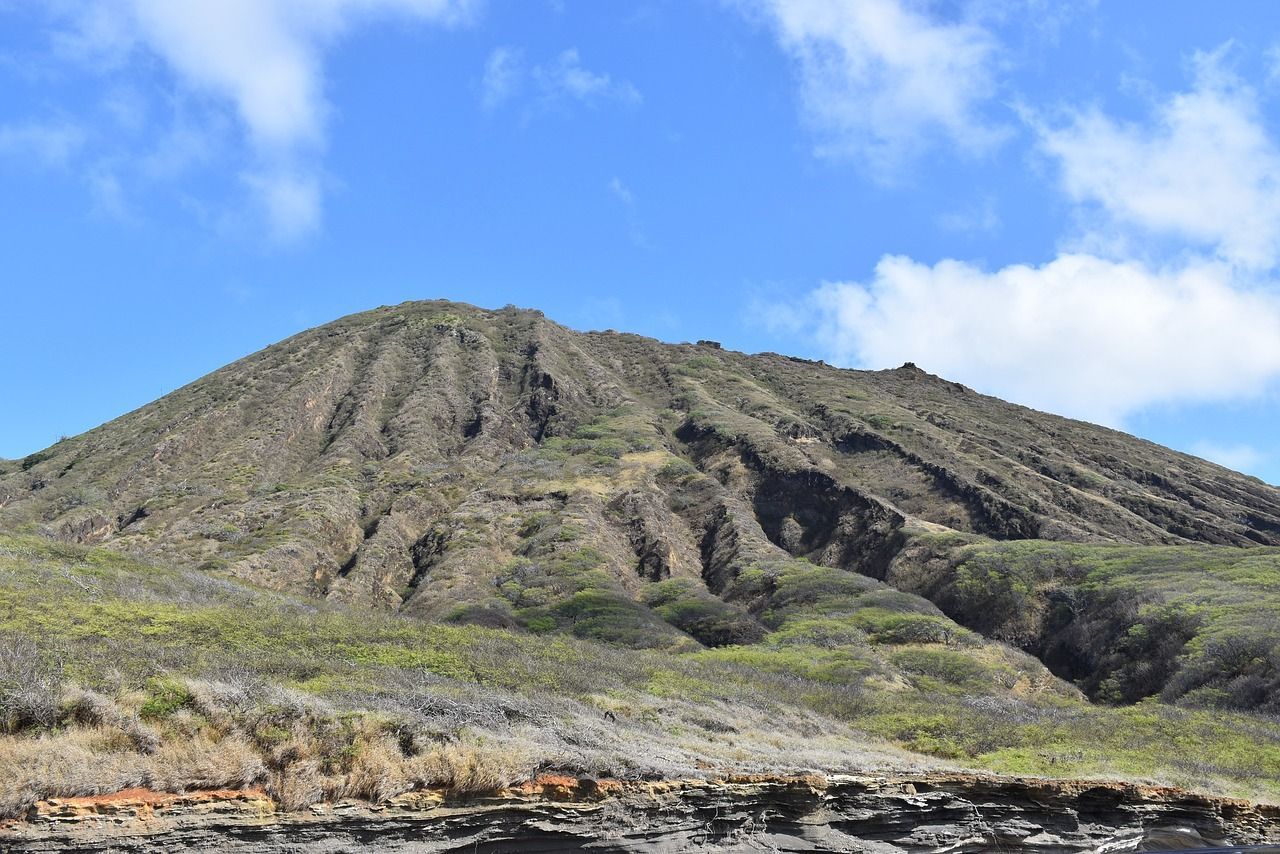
[1,534,1279,819]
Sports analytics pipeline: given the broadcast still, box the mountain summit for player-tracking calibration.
[4,300,1276,614]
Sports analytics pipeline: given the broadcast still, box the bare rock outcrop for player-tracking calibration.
[5,773,1279,853]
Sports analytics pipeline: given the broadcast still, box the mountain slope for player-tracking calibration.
[3,301,1276,594]
[5,300,1280,815]
[3,299,1280,712]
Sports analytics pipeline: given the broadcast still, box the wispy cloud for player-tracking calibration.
[936,195,1000,235]
[608,176,634,206]
[741,0,1005,178]
[606,176,651,249]
[241,168,322,243]
[481,47,523,111]
[86,163,131,220]
[0,119,86,168]
[1034,47,1280,270]
[37,0,476,241]
[535,48,641,106]
[480,47,641,114]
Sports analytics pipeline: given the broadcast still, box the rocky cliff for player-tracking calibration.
[5,773,1279,853]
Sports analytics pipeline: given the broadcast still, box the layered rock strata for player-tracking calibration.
[5,773,1278,853]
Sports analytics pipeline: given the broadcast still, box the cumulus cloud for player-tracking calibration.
[808,253,1280,425]
[481,47,640,113]
[770,45,1280,428]
[1035,49,1280,270]
[745,0,1003,176]
[49,0,474,239]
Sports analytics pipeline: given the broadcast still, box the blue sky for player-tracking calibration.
[2,1,1280,485]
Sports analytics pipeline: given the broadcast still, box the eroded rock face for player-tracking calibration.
[5,774,1279,853]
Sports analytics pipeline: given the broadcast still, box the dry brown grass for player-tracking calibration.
[150,734,264,792]
[407,738,531,794]
[266,759,325,811]
[342,738,411,802]
[0,634,63,734]
[61,687,160,753]
[0,661,935,822]
[0,728,149,818]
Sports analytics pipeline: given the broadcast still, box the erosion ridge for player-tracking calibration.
[7,772,1280,853]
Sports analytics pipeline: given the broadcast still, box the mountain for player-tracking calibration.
[4,299,1280,705]
[4,300,1280,832]
[4,300,1277,590]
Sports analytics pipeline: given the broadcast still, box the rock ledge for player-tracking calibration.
[4,772,1279,852]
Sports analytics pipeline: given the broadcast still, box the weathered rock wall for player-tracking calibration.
[5,773,1278,853]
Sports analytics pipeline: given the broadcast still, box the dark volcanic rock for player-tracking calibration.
[5,774,1279,853]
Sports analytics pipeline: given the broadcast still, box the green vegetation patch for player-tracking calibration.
[2,533,1280,805]
[891,537,1280,712]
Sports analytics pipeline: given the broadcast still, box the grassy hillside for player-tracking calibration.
[896,535,1280,706]
[890,536,1280,712]
[3,533,1280,818]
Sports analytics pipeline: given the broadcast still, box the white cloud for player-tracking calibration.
[767,44,1280,429]
[1035,48,1280,270]
[808,253,1280,425]
[481,47,522,110]
[483,47,640,113]
[746,0,1003,176]
[534,49,641,106]
[0,119,85,168]
[1189,441,1265,474]
[51,0,474,239]
[242,168,322,242]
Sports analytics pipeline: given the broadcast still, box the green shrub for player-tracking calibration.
[890,647,991,687]
[644,581,765,647]
[657,458,698,481]
[140,678,195,719]
[20,451,53,471]
[852,609,973,646]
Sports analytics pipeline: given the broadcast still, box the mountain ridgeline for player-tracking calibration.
[4,300,1280,714]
